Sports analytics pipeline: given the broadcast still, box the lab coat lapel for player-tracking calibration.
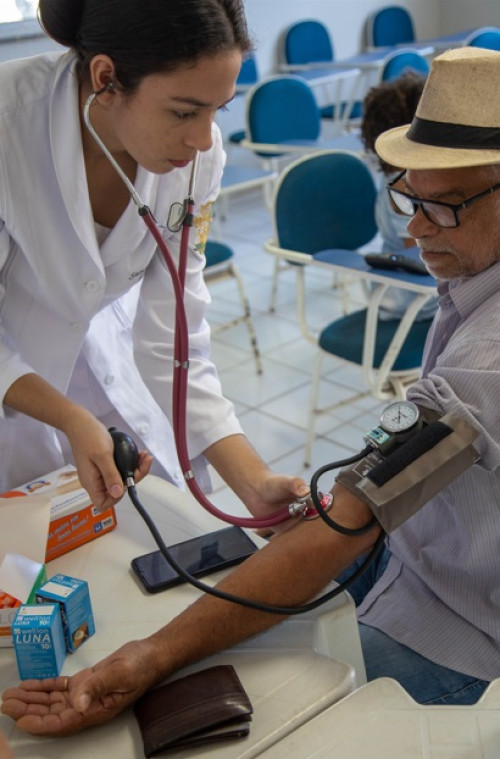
[49,55,158,271]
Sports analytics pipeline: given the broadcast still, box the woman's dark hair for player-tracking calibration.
[361,71,426,175]
[38,0,252,91]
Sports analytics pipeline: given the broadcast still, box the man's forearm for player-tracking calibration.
[146,491,381,683]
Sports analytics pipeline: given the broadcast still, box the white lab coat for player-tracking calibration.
[0,51,242,492]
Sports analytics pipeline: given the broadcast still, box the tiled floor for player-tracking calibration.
[205,155,387,518]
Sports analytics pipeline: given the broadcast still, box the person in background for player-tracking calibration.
[0,0,308,517]
[361,71,438,320]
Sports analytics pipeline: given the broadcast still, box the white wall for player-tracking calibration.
[440,0,500,32]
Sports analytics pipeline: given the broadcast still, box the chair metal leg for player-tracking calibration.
[296,266,319,344]
[269,256,282,313]
[228,262,263,374]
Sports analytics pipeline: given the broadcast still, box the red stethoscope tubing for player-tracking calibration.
[141,209,292,529]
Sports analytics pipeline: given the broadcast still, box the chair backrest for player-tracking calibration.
[466,27,500,51]
[273,151,377,253]
[284,19,335,66]
[237,54,259,86]
[380,49,429,81]
[367,5,415,48]
[246,76,321,147]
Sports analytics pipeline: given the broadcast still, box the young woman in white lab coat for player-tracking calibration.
[0,0,309,516]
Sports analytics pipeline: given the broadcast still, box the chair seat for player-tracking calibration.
[205,240,233,267]
[319,309,432,371]
[228,129,247,145]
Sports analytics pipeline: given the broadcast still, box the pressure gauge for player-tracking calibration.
[379,400,421,434]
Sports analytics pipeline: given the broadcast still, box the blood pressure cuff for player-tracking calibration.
[336,411,480,532]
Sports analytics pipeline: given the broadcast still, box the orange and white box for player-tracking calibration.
[1,466,117,562]
[0,590,22,646]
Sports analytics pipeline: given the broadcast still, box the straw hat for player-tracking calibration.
[375,46,500,169]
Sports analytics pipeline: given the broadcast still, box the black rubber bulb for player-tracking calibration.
[108,427,140,481]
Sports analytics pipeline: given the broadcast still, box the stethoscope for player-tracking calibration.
[84,89,310,531]
[84,89,384,614]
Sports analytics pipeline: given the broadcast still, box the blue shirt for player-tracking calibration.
[358,261,500,681]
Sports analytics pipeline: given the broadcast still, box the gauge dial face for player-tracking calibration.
[380,401,420,433]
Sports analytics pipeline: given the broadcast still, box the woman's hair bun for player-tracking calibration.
[38,0,86,48]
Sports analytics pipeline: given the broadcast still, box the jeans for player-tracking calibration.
[338,546,489,705]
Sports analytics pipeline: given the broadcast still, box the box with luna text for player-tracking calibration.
[1,465,117,562]
[12,604,67,680]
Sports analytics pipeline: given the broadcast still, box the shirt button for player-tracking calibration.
[139,424,149,436]
[104,375,114,385]
[85,280,100,293]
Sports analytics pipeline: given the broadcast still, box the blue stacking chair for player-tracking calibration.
[282,20,363,121]
[284,19,335,67]
[303,249,435,464]
[241,76,363,171]
[264,150,378,338]
[204,240,262,374]
[380,49,430,81]
[263,150,434,464]
[367,6,415,48]
[465,27,500,51]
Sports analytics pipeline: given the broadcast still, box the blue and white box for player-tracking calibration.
[36,574,95,653]
[12,604,66,680]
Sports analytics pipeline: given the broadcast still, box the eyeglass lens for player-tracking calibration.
[389,190,457,228]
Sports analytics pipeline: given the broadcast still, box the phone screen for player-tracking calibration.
[131,526,258,593]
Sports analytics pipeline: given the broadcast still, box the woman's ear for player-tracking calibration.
[89,54,117,97]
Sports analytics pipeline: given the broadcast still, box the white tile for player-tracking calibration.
[219,356,309,407]
[271,437,361,482]
[235,408,306,463]
[260,380,355,436]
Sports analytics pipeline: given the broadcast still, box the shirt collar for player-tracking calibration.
[439,260,500,319]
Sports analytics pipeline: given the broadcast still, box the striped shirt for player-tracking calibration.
[358,260,500,681]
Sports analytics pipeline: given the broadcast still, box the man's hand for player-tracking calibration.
[1,640,161,736]
[0,730,14,759]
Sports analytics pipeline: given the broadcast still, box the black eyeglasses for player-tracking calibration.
[387,170,500,229]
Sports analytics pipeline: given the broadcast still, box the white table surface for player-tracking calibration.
[259,677,500,758]
[1,476,363,758]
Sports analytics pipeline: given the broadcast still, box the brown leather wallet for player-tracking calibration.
[133,664,253,756]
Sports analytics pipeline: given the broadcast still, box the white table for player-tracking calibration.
[259,677,500,758]
[0,476,365,758]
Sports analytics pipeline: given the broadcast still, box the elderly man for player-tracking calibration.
[2,46,500,735]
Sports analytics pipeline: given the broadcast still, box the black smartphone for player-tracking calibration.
[131,526,258,593]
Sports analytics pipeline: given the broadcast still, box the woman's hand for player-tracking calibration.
[1,639,161,737]
[63,409,153,511]
[204,434,311,536]
[3,374,153,510]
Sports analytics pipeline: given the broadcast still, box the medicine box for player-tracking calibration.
[36,574,95,653]
[1,465,117,562]
[0,556,48,648]
[12,604,66,680]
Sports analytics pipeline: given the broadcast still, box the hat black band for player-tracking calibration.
[408,116,500,150]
